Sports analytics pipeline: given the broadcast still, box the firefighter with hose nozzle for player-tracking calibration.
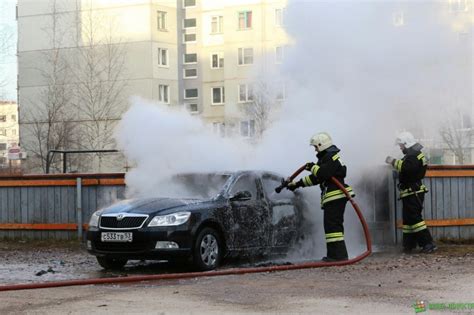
[385,131,437,254]
[286,132,355,262]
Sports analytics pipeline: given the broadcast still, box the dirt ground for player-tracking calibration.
[0,241,473,314]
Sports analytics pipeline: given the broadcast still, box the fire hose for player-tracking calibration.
[0,165,371,292]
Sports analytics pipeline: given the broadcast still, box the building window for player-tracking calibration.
[183,18,196,28]
[275,46,284,64]
[238,84,254,103]
[183,33,197,43]
[11,115,16,121]
[238,48,253,65]
[187,103,198,113]
[12,129,16,136]
[276,82,286,100]
[184,53,197,64]
[393,11,404,27]
[158,48,168,67]
[158,85,169,103]
[211,16,223,34]
[0,129,6,136]
[0,143,6,150]
[184,68,198,79]
[275,8,284,26]
[157,11,167,30]
[210,52,224,69]
[240,120,255,138]
[461,113,472,129]
[184,0,196,8]
[213,122,225,137]
[0,115,6,122]
[449,0,469,12]
[238,11,252,30]
[212,87,225,105]
[184,88,198,99]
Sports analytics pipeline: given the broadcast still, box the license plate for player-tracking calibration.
[101,232,133,242]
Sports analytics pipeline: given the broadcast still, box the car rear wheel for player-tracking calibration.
[96,256,128,270]
[193,227,223,271]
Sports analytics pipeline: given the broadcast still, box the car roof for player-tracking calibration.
[175,170,283,178]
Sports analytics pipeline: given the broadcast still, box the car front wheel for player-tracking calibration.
[193,227,223,271]
[96,256,128,270]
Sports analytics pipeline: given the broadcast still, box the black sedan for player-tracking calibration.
[86,171,306,271]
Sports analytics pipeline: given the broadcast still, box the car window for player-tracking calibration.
[272,204,296,225]
[229,175,257,200]
[170,174,230,199]
[262,176,294,201]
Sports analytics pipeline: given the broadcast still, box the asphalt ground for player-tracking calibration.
[0,241,473,314]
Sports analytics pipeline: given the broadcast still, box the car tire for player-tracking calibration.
[96,256,128,270]
[193,227,223,271]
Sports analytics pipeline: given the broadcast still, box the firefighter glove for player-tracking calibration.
[287,181,301,191]
[305,162,316,171]
[385,156,395,165]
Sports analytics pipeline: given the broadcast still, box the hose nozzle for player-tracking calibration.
[275,178,290,193]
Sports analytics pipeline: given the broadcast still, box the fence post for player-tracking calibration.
[388,170,398,244]
[76,177,82,239]
[63,152,67,173]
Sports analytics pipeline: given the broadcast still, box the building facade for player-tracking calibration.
[0,100,20,169]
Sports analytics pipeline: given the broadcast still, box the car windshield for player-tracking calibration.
[169,173,231,199]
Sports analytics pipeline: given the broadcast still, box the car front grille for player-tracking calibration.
[100,215,148,229]
[94,241,151,252]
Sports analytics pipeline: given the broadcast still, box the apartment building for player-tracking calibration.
[17,0,289,171]
[0,101,20,167]
[178,0,289,138]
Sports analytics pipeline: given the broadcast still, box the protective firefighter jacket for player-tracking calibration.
[296,145,355,207]
[392,143,428,198]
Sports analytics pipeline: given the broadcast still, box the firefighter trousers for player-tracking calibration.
[402,193,434,249]
[323,198,348,259]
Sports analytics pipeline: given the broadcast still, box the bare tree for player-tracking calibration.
[240,80,281,139]
[439,108,472,165]
[72,9,127,171]
[22,0,78,173]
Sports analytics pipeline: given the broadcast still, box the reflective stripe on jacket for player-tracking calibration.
[400,184,428,198]
[299,146,354,207]
[392,144,428,199]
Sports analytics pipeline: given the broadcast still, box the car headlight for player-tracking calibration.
[88,210,103,228]
[148,211,191,227]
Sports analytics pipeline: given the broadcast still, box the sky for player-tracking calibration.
[0,0,17,101]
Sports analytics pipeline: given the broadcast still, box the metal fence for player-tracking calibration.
[0,174,125,240]
[0,167,473,242]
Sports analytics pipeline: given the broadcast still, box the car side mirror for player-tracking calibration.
[230,191,252,201]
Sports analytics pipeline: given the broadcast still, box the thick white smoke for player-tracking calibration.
[114,97,254,197]
[115,1,471,259]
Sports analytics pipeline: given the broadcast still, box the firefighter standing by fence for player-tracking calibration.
[386,131,437,253]
[287,132,355,262]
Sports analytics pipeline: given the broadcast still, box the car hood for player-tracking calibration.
[101,198,207,215]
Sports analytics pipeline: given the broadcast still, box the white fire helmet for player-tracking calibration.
[395,131,417,148]
[309,132,333,151]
